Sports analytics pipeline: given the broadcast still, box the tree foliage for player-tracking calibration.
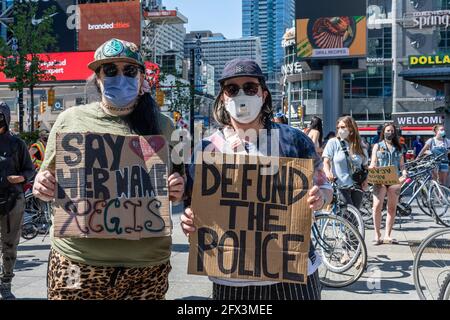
[0,2,58,91]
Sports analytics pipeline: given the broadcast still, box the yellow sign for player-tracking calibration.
[409,54,450,68]
[368,166,400,186]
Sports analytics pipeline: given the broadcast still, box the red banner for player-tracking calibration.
[0,51,95,83]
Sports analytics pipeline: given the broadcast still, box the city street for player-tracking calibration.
[10,204,442,300]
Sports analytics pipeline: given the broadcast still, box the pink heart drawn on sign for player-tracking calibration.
[129,136,166,161]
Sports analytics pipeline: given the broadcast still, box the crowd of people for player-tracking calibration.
[0,38,448,301]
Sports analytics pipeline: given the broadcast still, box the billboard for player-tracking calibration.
[295,0,367,60]
[20,0,78,52]
[78,1,141,51]
[0,51,94,83]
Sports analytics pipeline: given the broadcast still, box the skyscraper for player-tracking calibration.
[243,0,295,76]
[242,0,295,106]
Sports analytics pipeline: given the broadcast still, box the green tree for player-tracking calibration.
[0,2,57,132]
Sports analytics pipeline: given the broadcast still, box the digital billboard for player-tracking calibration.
[295,0,367,60]
[78,1,141,51]
[0,51,95,83]
[22,0,78,52]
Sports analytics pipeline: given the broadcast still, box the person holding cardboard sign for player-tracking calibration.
[181,58,332,300]
[32,39,185,300]
[370,123,407,245]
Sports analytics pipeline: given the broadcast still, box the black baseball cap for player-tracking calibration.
[218,58,265,84]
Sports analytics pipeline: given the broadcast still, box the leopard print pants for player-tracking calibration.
[47,249,171,300]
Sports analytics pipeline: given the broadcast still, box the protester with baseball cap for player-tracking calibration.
[181,58,332,300]
[32,39,185,300]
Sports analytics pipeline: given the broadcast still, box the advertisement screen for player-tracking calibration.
[28,0,77,52]
[0,51,95,83]
[295,0,367,60]
[78,1,141,51]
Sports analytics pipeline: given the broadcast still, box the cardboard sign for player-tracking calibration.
[368,166,400,185]
[54,133,171,240]
[188,153,313,284]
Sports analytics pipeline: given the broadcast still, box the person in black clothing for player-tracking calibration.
[0,102,34,300]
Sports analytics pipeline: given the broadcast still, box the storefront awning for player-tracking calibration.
[399,67,450,90]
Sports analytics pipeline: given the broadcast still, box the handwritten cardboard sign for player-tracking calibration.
[188,153,313,284]
[368,166,400,185]
[54,133,172,240]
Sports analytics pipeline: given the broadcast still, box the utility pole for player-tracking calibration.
[392,0,398,115]
[189,48,195,150]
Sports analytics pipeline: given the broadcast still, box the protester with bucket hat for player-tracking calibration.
[181,58,332,300]
[32,39,185,300]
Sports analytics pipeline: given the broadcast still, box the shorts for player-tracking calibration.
[439,162,449,173]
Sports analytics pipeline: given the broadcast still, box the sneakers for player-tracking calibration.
[0,282,16,300]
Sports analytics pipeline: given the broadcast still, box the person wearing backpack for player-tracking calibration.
[0,101,35,300]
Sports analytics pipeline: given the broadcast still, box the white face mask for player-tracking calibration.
[338,128,349,140]
[224,90,263,124]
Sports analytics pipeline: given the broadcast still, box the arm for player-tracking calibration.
[18,140,35,182]
[369,143,379,169]
[8,139,35,184]
[417,141,430,159]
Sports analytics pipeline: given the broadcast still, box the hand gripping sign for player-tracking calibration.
[188,153,313,284]
[54,133,171,240]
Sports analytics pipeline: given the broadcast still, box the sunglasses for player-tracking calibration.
[222,82,261,97]
[101,63,141,78]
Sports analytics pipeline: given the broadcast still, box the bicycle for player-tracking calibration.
[413,227,450,300]
[21,183,52,241]
[312,212,367,288]
[360,153,450,229]
[320,182,365,239]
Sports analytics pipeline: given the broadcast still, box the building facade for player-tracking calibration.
[184,31,262,94]
[243,0,295,107]
[283,0,450,138]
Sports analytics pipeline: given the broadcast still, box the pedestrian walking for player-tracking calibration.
[0,101,35,300]
[180,58,332,300]
[32,38,185,300]
[370,123,407,245]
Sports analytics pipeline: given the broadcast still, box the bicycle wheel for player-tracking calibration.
[415,182,432,216]
[336,204,365,239]
[313,213,367,288]
[438,273,450,300]
[428,183,450,227]
[413,228,450,300]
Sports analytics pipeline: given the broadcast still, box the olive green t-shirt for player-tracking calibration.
[40,102,176,267]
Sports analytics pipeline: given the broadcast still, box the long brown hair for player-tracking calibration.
[336,116,365,157]
[213,77,273,128]
[380,123,402,151]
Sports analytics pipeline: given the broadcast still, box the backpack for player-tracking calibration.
[0,137,20,218]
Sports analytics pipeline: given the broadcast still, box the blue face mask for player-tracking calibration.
[102,75,139,108]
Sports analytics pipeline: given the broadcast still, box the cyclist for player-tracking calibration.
[418,125,450,186]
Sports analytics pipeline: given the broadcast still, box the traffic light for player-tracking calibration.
[40,101,46,114]
[155,89,165,106]
[297,105,304,119]
[47,88,55,107]
[173,111,181,123]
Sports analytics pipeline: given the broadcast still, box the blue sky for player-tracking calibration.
[162,0,242,39]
